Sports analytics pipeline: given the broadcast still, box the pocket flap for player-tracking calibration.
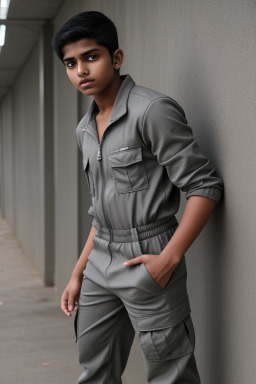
[82,156,89,171]
[137,301,191,331]
[138,313,195,361]
[108,146,142,167]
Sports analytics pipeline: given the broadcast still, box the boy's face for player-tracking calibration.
[62,38,123,97]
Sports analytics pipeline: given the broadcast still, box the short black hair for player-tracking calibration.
[52,11,119,62]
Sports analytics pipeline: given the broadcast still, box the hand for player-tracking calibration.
[123,253,181,288]
[61,275,83,317]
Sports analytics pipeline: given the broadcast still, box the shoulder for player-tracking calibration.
[76,100,96,138]
[75,103,95,152]
[75,115,87,151]
[129,84,187,121]
[130,84,168,101]
[76,109,91,133]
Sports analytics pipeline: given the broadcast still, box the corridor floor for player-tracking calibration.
[0,213,81,384]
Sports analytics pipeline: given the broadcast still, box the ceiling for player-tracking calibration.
[0,0,64,100]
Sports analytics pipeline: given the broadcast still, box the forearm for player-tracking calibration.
[71,225,97,280]
[161,195,218,260]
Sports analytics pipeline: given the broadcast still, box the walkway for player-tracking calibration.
[0,213,81,384]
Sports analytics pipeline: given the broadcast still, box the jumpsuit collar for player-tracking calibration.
[85,74,135,129]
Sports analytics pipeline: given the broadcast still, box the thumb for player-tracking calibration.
[123,255,144,267]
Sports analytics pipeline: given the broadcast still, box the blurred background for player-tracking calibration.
[0,1,256,383]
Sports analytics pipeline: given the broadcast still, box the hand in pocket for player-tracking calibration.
[123,252,181,288]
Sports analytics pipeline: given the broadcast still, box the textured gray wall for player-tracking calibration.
[1,91,14,226]
[11,43,44,275]
[0,0,255,383]
[0,27,55,285]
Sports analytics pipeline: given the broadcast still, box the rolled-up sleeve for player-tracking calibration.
[141,97,224,202]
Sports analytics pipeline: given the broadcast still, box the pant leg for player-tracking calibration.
[75,239,135,384]
[106,227,201,384]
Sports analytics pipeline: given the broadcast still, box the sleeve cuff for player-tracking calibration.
[186,187,223,203]
[92,217,98,227]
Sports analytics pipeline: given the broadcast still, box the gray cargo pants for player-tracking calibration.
[74,215,201,384]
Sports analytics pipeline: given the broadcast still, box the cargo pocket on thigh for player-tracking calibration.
[138,312,195,361]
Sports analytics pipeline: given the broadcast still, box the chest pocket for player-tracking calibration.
[82,156,95,196]
[108,145,149,194]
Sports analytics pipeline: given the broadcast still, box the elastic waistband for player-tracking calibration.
[94,215,178,243]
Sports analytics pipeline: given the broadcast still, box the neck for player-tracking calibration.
[94,74,123,115]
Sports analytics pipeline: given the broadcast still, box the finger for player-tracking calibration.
[61,301,71,316]
[61,304,71,316]
[61,293,71,316]
[123,255,144,266]
[74,300,78,311]
[68,296,75,312]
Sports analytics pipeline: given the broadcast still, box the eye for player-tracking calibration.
[66,61,76,68]
[88,54,98,61]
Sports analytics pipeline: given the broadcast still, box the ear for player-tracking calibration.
[112,49,124,70]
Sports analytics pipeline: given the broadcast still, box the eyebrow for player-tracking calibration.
[63,48,101,62]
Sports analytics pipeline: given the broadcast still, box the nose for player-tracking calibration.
[77,61,89,76]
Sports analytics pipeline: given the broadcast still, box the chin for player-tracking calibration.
[81,89,95,96]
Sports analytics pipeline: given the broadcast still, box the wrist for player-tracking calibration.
[71,272,83,282]
[160,248,183,267]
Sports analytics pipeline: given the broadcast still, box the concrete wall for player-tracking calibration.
[0,25,55,285]
[0,0,255,383]
[0,91,14,226]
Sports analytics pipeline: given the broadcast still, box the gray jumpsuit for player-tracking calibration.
[74,74,224,384]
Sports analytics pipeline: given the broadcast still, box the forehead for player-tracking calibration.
[62,38,107,59]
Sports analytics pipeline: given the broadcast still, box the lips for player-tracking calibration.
[80,79,94,88]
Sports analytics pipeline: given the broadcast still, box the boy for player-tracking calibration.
[52,11,223,384]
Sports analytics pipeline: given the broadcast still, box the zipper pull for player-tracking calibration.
[97,145,101,160]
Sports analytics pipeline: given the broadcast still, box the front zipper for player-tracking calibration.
[97,145,101,160]
[85,123,113,241]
